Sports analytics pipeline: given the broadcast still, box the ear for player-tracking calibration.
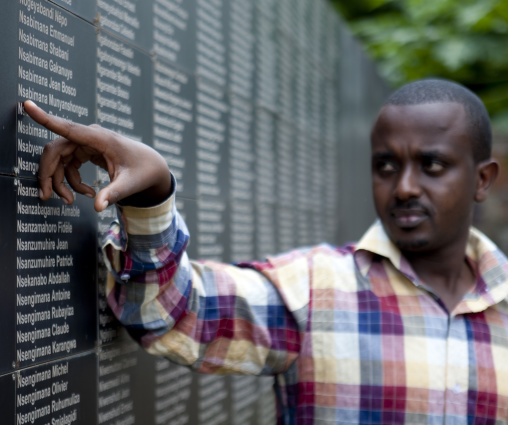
[474,159,499,203]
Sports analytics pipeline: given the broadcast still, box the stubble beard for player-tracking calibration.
[395,237,429,252]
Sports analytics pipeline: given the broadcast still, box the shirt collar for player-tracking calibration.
[354,220,416,280]
[354,220,508,312]
[460,227,508,312]
[355,220,398,268]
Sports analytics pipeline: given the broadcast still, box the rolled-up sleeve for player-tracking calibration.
[102,178,307,376]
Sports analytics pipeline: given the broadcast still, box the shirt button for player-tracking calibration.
[453,384,461,394]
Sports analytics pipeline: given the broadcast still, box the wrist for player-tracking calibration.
[118,172,174,208]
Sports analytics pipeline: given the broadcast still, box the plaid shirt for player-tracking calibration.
[104,190,508,424]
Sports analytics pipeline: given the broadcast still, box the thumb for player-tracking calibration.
[94,188,111,212]
[95,184,123,212]
[94,171,136,212]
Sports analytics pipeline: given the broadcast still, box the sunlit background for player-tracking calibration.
[332,0,508,131]
[330,0,508,250]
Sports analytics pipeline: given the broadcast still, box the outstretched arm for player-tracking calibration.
[26,101,305,375]
[24,100,172,211]
[103,198,305,375]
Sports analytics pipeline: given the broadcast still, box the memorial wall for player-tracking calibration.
[0,0,389,423]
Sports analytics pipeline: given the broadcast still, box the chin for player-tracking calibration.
[393,238,430,252]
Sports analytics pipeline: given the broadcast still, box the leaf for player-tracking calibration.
[433,38,479,71]
[455,0,497,30]
[329,0,508,130]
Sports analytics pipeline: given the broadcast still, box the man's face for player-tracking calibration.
[371,102,479,254]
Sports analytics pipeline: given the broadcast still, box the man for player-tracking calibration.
[25,79,508,424]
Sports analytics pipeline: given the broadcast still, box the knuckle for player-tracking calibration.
[43,140,58,152]
[90,123,116,144]
[63,120,76,138]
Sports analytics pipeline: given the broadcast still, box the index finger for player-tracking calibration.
[24,100,103,150]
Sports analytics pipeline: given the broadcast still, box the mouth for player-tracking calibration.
[390,208,428,229]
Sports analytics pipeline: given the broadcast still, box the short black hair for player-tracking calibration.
[384,79,491,163]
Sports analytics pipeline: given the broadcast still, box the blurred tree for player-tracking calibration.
[331,0,508,132]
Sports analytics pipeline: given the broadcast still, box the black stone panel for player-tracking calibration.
[225,0,255,101]
[195,0,227,89]
[134,351,195,425]
[194,79,229,202]
[255,203,277,261]
[194,374,230,425]
[152,0,197,73]
[254,108,276,206]
[224,93,255,263]
[0,176,97,373]
[254,10,277,113]
[196,196,228,262]
[276,205,297,254]
[0,373,15,421]
[230,375,261,424]
[49,0,96,23]
[152,60,197,199]
[275,119,295,210]
[0,1,96,179]
[14,352,97,425]
[97,0,153,52]
[0,176,17,374]
[256,377,277,424]
[97,335,142,425]
[275,33,296,124]
[225,200,255,263]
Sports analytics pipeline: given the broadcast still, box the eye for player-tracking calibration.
[422,158,445,174]
[375,161,398,174]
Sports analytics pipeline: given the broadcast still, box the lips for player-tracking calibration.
[390,208,428,228]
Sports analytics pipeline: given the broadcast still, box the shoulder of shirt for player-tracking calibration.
[264,242,356,267]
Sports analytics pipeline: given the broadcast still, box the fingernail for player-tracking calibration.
[102,200,109,209]
[86,192,94,198]
[62,197,70,205]
[38,189,44,199]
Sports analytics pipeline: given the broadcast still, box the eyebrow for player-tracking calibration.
[419,150,450,160]
[371,150,449,160]
[371,152,395,161]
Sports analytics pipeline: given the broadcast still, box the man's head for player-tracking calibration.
[370,79,498,255]
[383,79,492,163]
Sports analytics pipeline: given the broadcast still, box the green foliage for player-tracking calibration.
[331,0,508,131]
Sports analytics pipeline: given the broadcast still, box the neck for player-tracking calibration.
[403,237,475,313]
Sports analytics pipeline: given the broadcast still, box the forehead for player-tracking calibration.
[371,102,471,153]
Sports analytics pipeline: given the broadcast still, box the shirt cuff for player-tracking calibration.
[103,174,177,253]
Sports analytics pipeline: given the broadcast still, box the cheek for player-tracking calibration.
[428,184,474,220]
[372,181,390,213]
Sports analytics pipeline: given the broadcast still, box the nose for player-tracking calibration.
[395,166,421,200]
